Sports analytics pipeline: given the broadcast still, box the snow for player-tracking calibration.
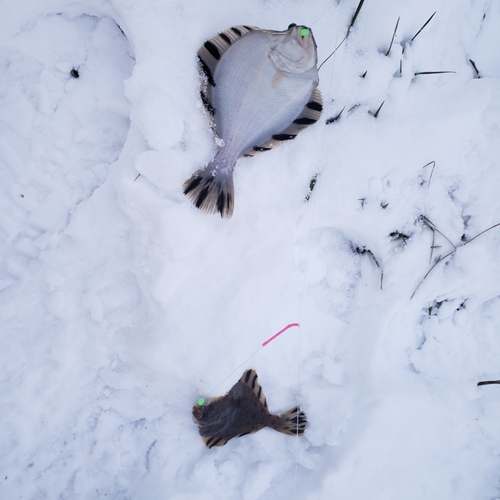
[1,0,500,498]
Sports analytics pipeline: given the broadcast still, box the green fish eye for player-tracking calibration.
[197,398,205,406]
[300,28,309,37]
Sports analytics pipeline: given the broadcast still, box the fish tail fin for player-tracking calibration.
[274,406,307,436]
[183,161,234,218]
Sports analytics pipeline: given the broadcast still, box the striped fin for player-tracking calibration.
[239,369,268,409]
[198,25,259,86]
[198,25,259,127]
[203,435,231,448]
[242,88,323,158]
[278,406,307,436]
[206,396,222,404]
[236,430,254,438]
[183,159,235,218]
[198,25,258,84]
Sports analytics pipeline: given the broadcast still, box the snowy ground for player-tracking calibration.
[1,0,500,498]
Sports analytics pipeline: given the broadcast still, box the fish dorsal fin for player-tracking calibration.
[198,25,259,88]
[198,25,259,127]
[203,435,231,448]
[207,395,222,404]
[239,369,268,409]
[243,87,323,158]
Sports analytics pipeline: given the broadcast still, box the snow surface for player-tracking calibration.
[1,0,500,498]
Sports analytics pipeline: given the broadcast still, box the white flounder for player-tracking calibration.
[184,24,322,218]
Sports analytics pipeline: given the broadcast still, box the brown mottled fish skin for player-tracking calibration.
[192,369,307,448]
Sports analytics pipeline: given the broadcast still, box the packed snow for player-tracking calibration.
[1,0,500,498]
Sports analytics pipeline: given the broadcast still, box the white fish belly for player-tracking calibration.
[213,33,316,159]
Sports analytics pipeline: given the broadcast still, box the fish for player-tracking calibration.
[184,24,323,218]
[192,368,307,448]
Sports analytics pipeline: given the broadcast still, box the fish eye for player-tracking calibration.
[288,23,297,29]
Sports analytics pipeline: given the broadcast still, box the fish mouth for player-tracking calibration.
[285,23,311,38]
[285,24,317,51]
[298,26,311,38]
[192,405,203,421]
[296,25,316,48]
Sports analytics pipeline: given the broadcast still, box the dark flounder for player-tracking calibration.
[192,369,307,448]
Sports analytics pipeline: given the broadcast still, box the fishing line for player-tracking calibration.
[205,347,261,398]
[318,34,348,72]
[313,0,363,73]
[200,2,346,403]
[294,5,341,486]
[204,323,300,398]
[309,3,336,29]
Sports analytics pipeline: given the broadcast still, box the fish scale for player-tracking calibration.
[184,24,322,218]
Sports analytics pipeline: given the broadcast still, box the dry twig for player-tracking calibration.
[410,221,500,299]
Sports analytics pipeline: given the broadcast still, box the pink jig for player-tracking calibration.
[262,323,299,347]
